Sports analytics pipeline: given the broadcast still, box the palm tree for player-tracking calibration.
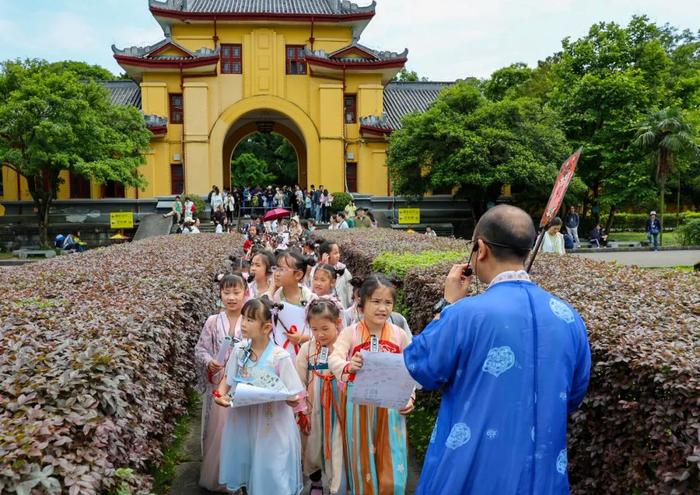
[634,108,698,245]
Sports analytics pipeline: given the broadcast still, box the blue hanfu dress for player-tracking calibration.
[219,340,305,494]
[403,274,591,494]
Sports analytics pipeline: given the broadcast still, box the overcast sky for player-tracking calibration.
[0,0,698,81]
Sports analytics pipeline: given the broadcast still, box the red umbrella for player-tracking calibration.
[262,208,292,222]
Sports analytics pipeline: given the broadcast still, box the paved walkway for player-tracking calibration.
[572,249,700,268]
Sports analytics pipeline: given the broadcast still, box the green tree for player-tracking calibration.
[387,82,570,215]
[231,152,276,188]
[46,61,117,81]
[231,133,298,186]
[634,107,699,243]
[0,60,151,246]
[548,16,700,223]
[392,68,428,82]
[482,63,533,101]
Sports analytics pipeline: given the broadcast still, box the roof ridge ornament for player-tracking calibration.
[149,0,187,10]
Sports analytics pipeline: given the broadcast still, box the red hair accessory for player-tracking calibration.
[213,390,222,398]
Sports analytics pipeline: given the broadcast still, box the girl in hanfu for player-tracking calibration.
[248,249,275,298]
[295,298,347,495]
[271,250,318,357]
[194,273,247,492]
[329,275,415,495]
[214,298,306,494]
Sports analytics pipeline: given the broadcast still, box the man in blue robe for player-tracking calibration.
[404,205,591,494]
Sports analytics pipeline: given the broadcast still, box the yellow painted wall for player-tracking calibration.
[0,20,397,207]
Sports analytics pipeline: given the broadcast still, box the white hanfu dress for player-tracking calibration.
[219,340,305,494]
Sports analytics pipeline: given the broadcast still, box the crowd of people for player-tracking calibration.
[195,230,414,494]
[540,207,663,255]
[163,184,386,234]
[192,204,592,494]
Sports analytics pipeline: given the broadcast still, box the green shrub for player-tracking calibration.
[324,228,700,494]
[331,192,353,213]
[189,195,207,219]
[372,250,465,278]
[0,234,244,493]
[677,219,700,246]
[608,211,699,231]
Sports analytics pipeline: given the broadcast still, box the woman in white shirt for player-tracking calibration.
[209,186,223,220]
[541,217,566,255]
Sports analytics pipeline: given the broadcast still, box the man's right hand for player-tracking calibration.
[444,263,472,304]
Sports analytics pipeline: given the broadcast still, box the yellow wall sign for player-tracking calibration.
[110,212,134,229]
[398,208,421,225]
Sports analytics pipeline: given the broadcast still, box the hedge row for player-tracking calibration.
[608,211,700,231]
[0,234,242,494]
[316,229,700,494]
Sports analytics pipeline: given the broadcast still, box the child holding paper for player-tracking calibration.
[272,250,317,355]
[295,298,347,495]
[329,274,414,495]
[214,298,305,494]
[194,273,247,492]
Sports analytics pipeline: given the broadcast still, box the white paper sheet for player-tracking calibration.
[350,350,418,410]
[272,302,308,358]
[216,336,233,364]
[230,383,297,408]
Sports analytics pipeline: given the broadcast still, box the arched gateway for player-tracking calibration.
[1,1,455,204]
[110,0,409,198]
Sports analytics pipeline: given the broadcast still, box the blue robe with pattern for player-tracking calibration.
[404,279,591,494]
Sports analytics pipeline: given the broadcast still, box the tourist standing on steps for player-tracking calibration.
[403,205,591,495]
[646,211,661,251]
[210,186,223,223]
[564,206,580,248]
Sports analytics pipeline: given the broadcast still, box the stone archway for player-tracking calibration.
[208,96,321,191]
[222,112,307,188]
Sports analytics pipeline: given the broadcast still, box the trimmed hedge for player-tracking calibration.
[317,229,700,494]
[330,192,353,213]
[677,219,700,246]
[609,211,700,231]
[0,234,243,494]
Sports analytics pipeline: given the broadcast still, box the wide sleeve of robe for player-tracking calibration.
[295,341,312,388]
[403,302,467,391]
[328,325,354,382]
[568,312,591,413]
[194,315,220,393]
[273,346,306,396]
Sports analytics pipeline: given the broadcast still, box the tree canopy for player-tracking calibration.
[231,132,298,187]
[0,59,151,245]
[387,15,700,224]
[387,82,572,215]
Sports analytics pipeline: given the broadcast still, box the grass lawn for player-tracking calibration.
[608,231,681,246]
[0,252,15,259]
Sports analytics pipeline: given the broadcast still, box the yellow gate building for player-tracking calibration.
[1,0,451,203]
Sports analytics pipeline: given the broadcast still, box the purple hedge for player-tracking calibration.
[0,235,242,494]
[316,229,700,494]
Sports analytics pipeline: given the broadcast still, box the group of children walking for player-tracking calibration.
[194,240,414,495]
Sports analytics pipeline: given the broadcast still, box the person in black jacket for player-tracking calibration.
[565,206,580,248]
[645,211,661,251]
[589,224,608,248]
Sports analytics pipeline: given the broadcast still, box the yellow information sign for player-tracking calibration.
[398,208,420,225]
[110,212,134,229]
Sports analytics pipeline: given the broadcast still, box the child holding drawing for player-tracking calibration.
[329,274,414,495]
[194,273,247,492]
[295,298,347,495]
[271,250,317,356]
[214,298,305,494]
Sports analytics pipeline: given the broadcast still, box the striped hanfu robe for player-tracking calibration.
[329,321,412,495]
[295,338,347,494]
